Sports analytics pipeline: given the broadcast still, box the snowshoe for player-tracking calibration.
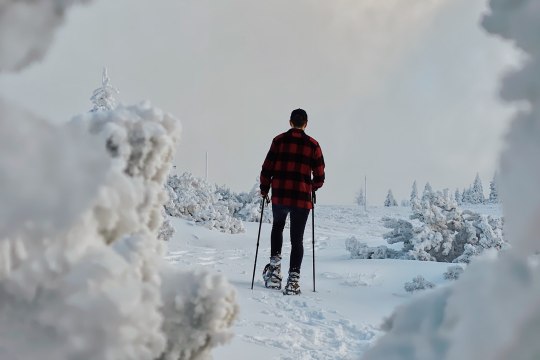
[262,256,282,290]
[283,272,301,295]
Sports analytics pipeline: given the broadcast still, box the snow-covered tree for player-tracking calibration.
[461,187,472,204]
[382,189,506,263]
[489,172,500,203]
[454,188,462,205]
[384,189,398,207]
[422,182,433,201]
[410,181,418,202]
[356,188,366,206]
[90,67,119,112]
[469,173,485,204]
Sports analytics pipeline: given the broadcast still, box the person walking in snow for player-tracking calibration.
[260,108,325,295]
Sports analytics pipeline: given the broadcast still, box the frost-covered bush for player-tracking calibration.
[160,265,238,360]
[159,208,176,242]
[233,182,272,223]
[382,218,414,247]
[443,265,464,281]
[383,189,506,263]
[165,173,245,234]
[404,275,435,293]
[0,100,237,359]
[345,237,405,260]
[165,174,272,233]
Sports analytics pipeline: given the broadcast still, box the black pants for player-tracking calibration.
[271,204,310,274]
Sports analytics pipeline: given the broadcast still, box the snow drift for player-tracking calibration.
[362,1,540,359]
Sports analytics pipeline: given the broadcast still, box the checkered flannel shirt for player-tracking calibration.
[260,128,325,209]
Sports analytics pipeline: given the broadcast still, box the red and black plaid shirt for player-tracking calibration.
[260,128,325,209]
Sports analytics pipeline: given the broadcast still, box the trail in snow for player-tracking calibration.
[166,205,501,359]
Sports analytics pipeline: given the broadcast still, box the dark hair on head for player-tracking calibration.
[290,108,308,127]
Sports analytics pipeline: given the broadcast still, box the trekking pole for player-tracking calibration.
[251,195,268,290]
[312,191,316,292]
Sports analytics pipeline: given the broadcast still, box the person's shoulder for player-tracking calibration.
[304,133,321,148]
[273,131,288,142]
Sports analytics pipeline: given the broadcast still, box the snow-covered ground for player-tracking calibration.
[165,204,502,359]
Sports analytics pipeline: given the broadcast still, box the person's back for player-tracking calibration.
[260,108,325,295]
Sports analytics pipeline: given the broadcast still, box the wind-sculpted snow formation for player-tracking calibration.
[362,1,540,359]
[0,1,238,359]
[165,173,271,233]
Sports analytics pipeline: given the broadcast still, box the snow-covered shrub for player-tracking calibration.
[404,275,435,293]
[383,189,506,263]
[166,174,272,232]
[159,208,176,242]
[443,265,464,281]
[224,181,272,224]
[165,173,245,234]
[345,237,404,260]
[382,218,414,248]
[160,265,239,360]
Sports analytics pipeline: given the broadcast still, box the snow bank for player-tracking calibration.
[362,1,540,359]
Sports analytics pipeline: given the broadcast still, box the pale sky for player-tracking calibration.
[0,0,519,205]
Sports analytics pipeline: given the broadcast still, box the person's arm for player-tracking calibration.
[260,139,277,196]
[312,143,325,191]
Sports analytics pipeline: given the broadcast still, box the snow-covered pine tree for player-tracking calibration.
[422,182,433,201]
[455,188,462,205]
[356,188,366,206]
[410,181,418,203]
[489,172,500,203]
[470,173,485,204]
[462,187,471,204]
[384,189,398,207]
[90,67,119,112]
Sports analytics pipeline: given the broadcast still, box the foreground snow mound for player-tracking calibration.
[363,1,540,359]
[160,265,239,360]
[0,101,237,359]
